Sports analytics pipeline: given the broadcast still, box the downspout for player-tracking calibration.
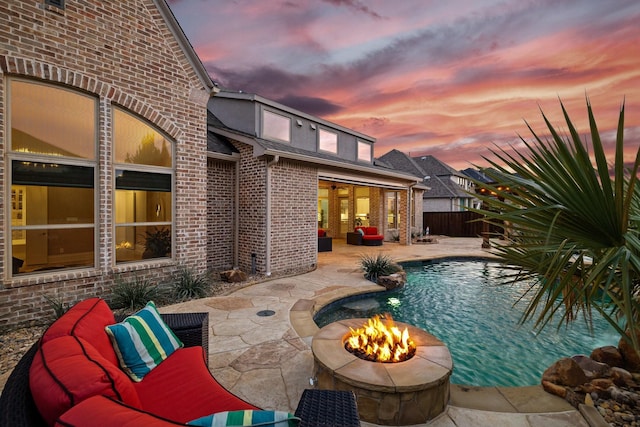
[265,155,280,276]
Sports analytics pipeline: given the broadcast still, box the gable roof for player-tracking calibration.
[376,149,426,179]
[411,155,462,177]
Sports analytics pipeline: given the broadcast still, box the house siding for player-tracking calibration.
[0,0,209,331]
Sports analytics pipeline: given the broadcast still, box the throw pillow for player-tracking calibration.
[187,410,300,427]
[105,301,183,382]
[357,228,365,236]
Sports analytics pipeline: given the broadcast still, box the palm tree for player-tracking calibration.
[469,99,640,350]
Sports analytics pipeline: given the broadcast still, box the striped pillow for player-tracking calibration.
[187,410,300,427]
[105,301,183,382]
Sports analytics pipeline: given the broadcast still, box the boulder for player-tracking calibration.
[377,272,407,290]
[618,335,640,372]
[591,346,624,368]
[542,357,588,387]
[220,269,248,283]
[572,355,611,379]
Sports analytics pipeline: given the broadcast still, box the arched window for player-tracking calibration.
[113,107,173,263]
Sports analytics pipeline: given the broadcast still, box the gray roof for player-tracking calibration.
[424,175,472,199]
[376,149,425,179]
[207,111,238,154]
[461,168,492,183]
[411,155,462,177]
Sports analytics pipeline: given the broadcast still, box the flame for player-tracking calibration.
[344,314,416,363]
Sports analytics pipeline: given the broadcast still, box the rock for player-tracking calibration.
[610,367,634,387]
[220,269,248,283]
[572,355,611,379]
[542,380,567,398]
[591,345,624,368]
[377,272,406,290]
[542,357,588,387]
[618,334,640,372]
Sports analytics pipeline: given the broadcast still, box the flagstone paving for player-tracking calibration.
[161,237,596,426]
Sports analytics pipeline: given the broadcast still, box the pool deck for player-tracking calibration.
[162,237,598,426]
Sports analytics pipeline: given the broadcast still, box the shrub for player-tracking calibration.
[171,267,211,301]
[110,275,161,313]
[43,292,72,321]
[360,254,401,283]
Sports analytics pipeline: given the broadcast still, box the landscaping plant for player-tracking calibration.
[360,253,401,283]
[172,266,211,301]
[470,99,640,349]
[110,275,163,313]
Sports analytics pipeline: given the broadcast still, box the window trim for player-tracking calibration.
[6,78,99,278]
[318,128,338,154]
[261,108,291,143]
[357,140,372,163]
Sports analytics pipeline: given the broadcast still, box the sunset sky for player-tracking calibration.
[167,0,640,171]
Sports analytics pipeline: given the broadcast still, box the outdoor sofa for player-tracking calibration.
[0,297,360,427]
[318,229,332,252]
[346,226,384,246]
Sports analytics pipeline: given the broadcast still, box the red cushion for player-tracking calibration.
[364,227,378,235]
[318,229,326,237]
[42,298,118,365]
[55,395,184,427]
[30,335,141,426]
[134,347,257,423]
[362,234,384,240]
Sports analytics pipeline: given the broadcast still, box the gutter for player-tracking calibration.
[265,155,280,276]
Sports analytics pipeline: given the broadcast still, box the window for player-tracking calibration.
[387,192,399,229]
[354,187,369,226]
[262,109,290,143]
[114,108,173,263]
[357,140,372,162]
[318,129,338,154]
[8,79,97,275]
[318,187,329,229]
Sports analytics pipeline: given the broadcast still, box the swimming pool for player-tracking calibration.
[314,257,620,387]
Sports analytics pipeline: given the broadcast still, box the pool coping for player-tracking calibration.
[289,284,578,415]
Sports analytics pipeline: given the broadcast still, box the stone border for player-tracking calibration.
[288,285,588,416]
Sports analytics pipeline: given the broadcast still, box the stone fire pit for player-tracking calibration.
[312,318,452,425]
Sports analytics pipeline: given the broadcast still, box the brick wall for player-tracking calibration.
[0,0,209,331]
[269,159,317,275]
[207,159,236,271]
[234,144,267,274]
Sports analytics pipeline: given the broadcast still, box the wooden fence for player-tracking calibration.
[422,211,502,238]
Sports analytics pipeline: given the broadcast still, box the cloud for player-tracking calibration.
[275,95,342,116]
[320,0,384,19]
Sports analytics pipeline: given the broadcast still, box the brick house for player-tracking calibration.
[0,0,424,331]
[207,91,426,276]
[0,0,215,331]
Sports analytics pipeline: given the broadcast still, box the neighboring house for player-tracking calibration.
[0,0,215,331]
[206,91,426,276]
[378,150,480,212]
[0,0,424,331]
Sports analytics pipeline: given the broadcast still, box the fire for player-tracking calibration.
[344,315,416,363]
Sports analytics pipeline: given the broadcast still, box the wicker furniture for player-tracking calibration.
[0,311,209,427]
[0,306,361,427]
[295,389,360,427]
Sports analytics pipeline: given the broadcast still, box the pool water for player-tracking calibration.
[314,258,620,387]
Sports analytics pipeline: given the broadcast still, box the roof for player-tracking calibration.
[461,168,492,183]
[410,155,462,177]
[424,175,473,199]
[376,149,426,179]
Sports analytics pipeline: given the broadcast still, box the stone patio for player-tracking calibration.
[161,237,594,426]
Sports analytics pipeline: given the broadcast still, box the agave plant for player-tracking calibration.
[469,99,640,349]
